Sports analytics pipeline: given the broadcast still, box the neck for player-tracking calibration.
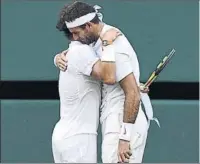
[96,22,104,37]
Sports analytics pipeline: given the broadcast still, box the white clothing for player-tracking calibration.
[101,112,148,163]
[93,24,149,163]
[52,41,101,163]
[52,133,97,163]
[53,24,157,163]
[57,41,101,138]
[93,24,141,121]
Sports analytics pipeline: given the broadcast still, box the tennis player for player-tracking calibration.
[54,1,158,163]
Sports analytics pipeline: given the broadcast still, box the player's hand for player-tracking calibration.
[139,83,149,93]
[55,50,68,71]
[118,139,132,163]
[101,28,122,42]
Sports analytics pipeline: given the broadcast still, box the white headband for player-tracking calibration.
[65,5,103,28]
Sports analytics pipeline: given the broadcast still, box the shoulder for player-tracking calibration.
[104,24,124,35]
[69,44,97,65]
[113,35,134,55]
[69,44,93,58]
[79,44,94,53]
[104,24,130,46]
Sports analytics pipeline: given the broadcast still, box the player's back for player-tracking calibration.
[53,42,101,141]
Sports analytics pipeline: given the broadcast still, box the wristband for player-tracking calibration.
[119,123,135,141]
[101,45,115,62]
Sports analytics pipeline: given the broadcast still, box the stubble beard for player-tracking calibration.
[79,33,99,45]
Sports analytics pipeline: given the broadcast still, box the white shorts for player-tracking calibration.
[52,134,97,163]
[101,112,148,163]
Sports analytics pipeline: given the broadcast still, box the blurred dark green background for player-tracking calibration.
[1,100,199,163]
[1,0,199,163]
[1,0,199,82]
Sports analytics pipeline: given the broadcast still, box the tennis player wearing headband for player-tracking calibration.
[54,1,159,163]
[52,4,122,163]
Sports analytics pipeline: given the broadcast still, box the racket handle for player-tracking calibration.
[144,76,157,88]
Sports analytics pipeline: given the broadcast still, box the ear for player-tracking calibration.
[86,22,93,29]
[84,23,92,32]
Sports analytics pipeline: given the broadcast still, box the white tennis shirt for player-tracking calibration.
[55,41,101,140]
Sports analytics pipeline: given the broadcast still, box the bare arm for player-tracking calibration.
[90,28,122,84]
[118,72,141,162]
[55,29,120,83]
[119,73,140,124]
[91,60,116,85]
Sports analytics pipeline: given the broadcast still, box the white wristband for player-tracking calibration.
[119,123,135,141]
[101,45,115,62]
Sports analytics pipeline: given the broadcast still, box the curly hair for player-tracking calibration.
[56,1,100,34]
[56,4,73,40]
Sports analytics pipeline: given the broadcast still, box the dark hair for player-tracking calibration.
[57,1,100,30]
[64,1,98,21]
[56,4,73,40]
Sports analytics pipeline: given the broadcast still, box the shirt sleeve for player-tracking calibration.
[75,45,99,76]
[113,34,137,82]
[115,52,133,82]
[54,54,58,67]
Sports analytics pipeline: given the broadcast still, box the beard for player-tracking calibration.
[78,33,99,45]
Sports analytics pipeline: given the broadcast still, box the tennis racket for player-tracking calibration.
[144,48,176,88]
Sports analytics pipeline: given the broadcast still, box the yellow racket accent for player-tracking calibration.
[144,49,175,88]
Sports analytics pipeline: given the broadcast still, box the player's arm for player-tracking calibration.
[91,28,122,84]
[54,47,116,84]
[115,53,141,141]
[113,51,141,162]
[120,73,140,124]
[54,29,120,80]
[91,45,116,85]
[75,45,115,85]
